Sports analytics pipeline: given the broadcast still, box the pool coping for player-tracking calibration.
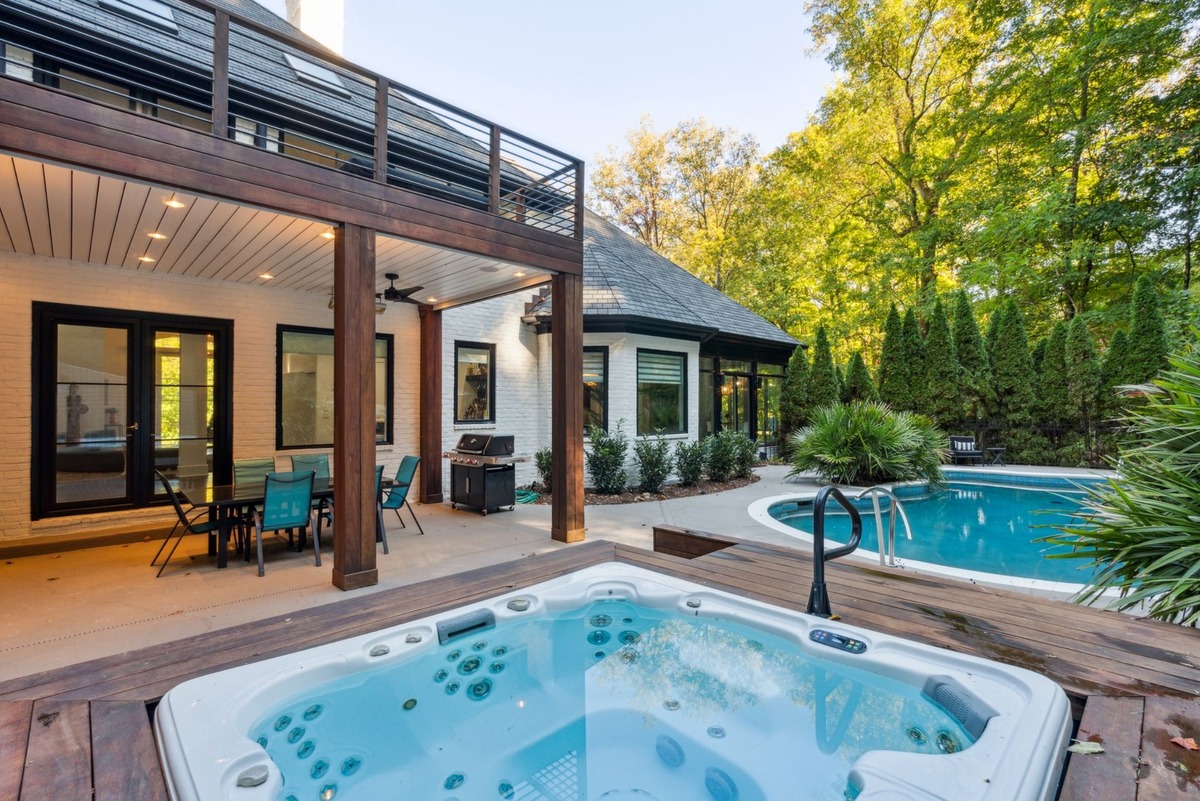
[748,468,1119,597]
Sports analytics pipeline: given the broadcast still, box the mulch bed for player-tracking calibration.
[529,473,760,505]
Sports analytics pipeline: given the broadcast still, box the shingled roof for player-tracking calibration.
[529,210,799,351]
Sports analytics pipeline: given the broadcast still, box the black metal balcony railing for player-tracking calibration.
[0,0,582,239]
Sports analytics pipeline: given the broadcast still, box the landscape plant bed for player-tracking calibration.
[531,473,760,505]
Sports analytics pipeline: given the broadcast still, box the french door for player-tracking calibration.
[33,304,232,518]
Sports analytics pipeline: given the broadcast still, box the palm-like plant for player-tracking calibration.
[788,401,947,487]
[1044,334,1200,624]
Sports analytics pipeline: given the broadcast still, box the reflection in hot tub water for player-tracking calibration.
[250,600,971,801]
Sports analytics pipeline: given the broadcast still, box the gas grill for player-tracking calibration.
[444,433,527,515]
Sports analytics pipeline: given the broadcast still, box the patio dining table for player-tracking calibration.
[176,474,386,568]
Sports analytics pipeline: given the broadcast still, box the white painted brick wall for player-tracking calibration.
[0,251,418,541]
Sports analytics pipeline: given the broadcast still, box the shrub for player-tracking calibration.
[706,429,749,482]
[634,437,673,493]
[1044,334,1200,624]
[533,447,553,492]
[585,422,629,494]
[674,439,706,486]
[729,431,757,478]
[788,401,946,487]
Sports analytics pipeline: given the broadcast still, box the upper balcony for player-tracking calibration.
[0,0,582,241]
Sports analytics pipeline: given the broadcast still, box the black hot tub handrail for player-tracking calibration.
[806,485,863,618]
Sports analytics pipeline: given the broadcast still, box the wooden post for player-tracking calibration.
[551,271,585,542]
[211,11,230,139]
[419,305,443,503]
[332,223,378,590]
[488,126,501,215]
[374,77,389,184]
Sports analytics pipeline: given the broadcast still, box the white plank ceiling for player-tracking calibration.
[0,154,551,309]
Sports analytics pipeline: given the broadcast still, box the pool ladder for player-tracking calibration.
[806,485,913,617]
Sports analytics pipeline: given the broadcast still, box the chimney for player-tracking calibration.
[285,0,345,56]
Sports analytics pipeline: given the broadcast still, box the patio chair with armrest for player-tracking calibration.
[381,455,424,537]
[152,470,228,577]
[374,464,388,554]
[949,436,985,465]
[253,470,317,577]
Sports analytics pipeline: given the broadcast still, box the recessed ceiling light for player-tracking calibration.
[513,270,526,277]
[320,230,335,239]
[163,198,186,209]
[137,256,156,263]
[480,265,500,273]
[259,273,274,280]
[425,297,437,303]
[147,232,167,240]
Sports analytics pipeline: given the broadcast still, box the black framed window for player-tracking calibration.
[455,341,495,423]
[583,346,608,431]
[276,326,393,448]
[637,349,687,435]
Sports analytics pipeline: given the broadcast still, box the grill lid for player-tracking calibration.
[454,433,515,456]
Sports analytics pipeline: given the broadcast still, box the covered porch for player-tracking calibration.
[0,0,588,587]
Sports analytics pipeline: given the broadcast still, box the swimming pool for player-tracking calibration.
[755,473,1102,590]
[154,563,1071,801]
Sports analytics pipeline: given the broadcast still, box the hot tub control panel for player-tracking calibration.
[810,629,867,654]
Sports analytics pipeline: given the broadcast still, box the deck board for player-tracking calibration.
[1,535,1196,799]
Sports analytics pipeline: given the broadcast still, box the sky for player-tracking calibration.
[258,0,837,167]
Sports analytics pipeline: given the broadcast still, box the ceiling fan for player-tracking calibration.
[380,273,423,304]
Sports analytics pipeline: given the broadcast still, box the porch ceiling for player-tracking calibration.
[0,153,551,309]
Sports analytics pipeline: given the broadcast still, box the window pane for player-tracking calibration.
[637,351,685,435]
[758,375,782,447]
[154,331,213,481]
[456,344,493,422]
[55,324,129,503]
[722,359,752,374]
[583,349,606,430]
[280,329,390,447]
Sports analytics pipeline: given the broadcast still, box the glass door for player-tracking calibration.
[50,322,134,508]
[34,304,231,518]
[720,375,752,437]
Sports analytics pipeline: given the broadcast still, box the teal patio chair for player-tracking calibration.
[380,456,424,537]
[291,453,333,530]
[374,464,389,554]
[253,470,317,577]
[233,456,276,548]
[152,470,226,577]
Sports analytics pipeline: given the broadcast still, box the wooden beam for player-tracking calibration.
[211,11,230,140]
[550,271,584,542]
[418,305,443,503]
[332,223,378,591]
[0,85,583,276]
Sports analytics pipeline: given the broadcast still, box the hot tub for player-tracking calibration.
[154,563,1071,801]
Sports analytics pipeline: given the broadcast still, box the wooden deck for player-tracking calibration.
[1,533,1197,799]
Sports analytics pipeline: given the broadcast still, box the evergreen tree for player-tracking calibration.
[877,305,908,409]
[842,351,878,402]
[990,299,1040,457]
[779,345,811,455]
[808,325,839,410]
[985,309,1003,375]
[1127,276,1169,384]
[951,290,990,424]
[923,298,959,425]
[901,308,927,414]
[1066,315,1102,456]
[834,363,846,402]
[1031,336,1048,376]
[1035,322,1072,427]
[1100,328,1133,417]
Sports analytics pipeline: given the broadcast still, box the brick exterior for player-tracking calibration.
[0,251,419,541]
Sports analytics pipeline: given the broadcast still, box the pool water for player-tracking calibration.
[769,481,1097,584]
[250,599,973,801]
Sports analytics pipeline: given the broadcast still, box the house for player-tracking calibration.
[0,0,587,586]
[440,210,799,489]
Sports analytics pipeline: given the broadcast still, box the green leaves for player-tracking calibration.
[1045,331,1200,624]
[788,400,947,487]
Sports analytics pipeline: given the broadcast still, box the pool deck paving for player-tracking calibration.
[0,464,1197,799]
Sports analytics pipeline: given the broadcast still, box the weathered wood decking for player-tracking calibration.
[1,534,1197,799]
